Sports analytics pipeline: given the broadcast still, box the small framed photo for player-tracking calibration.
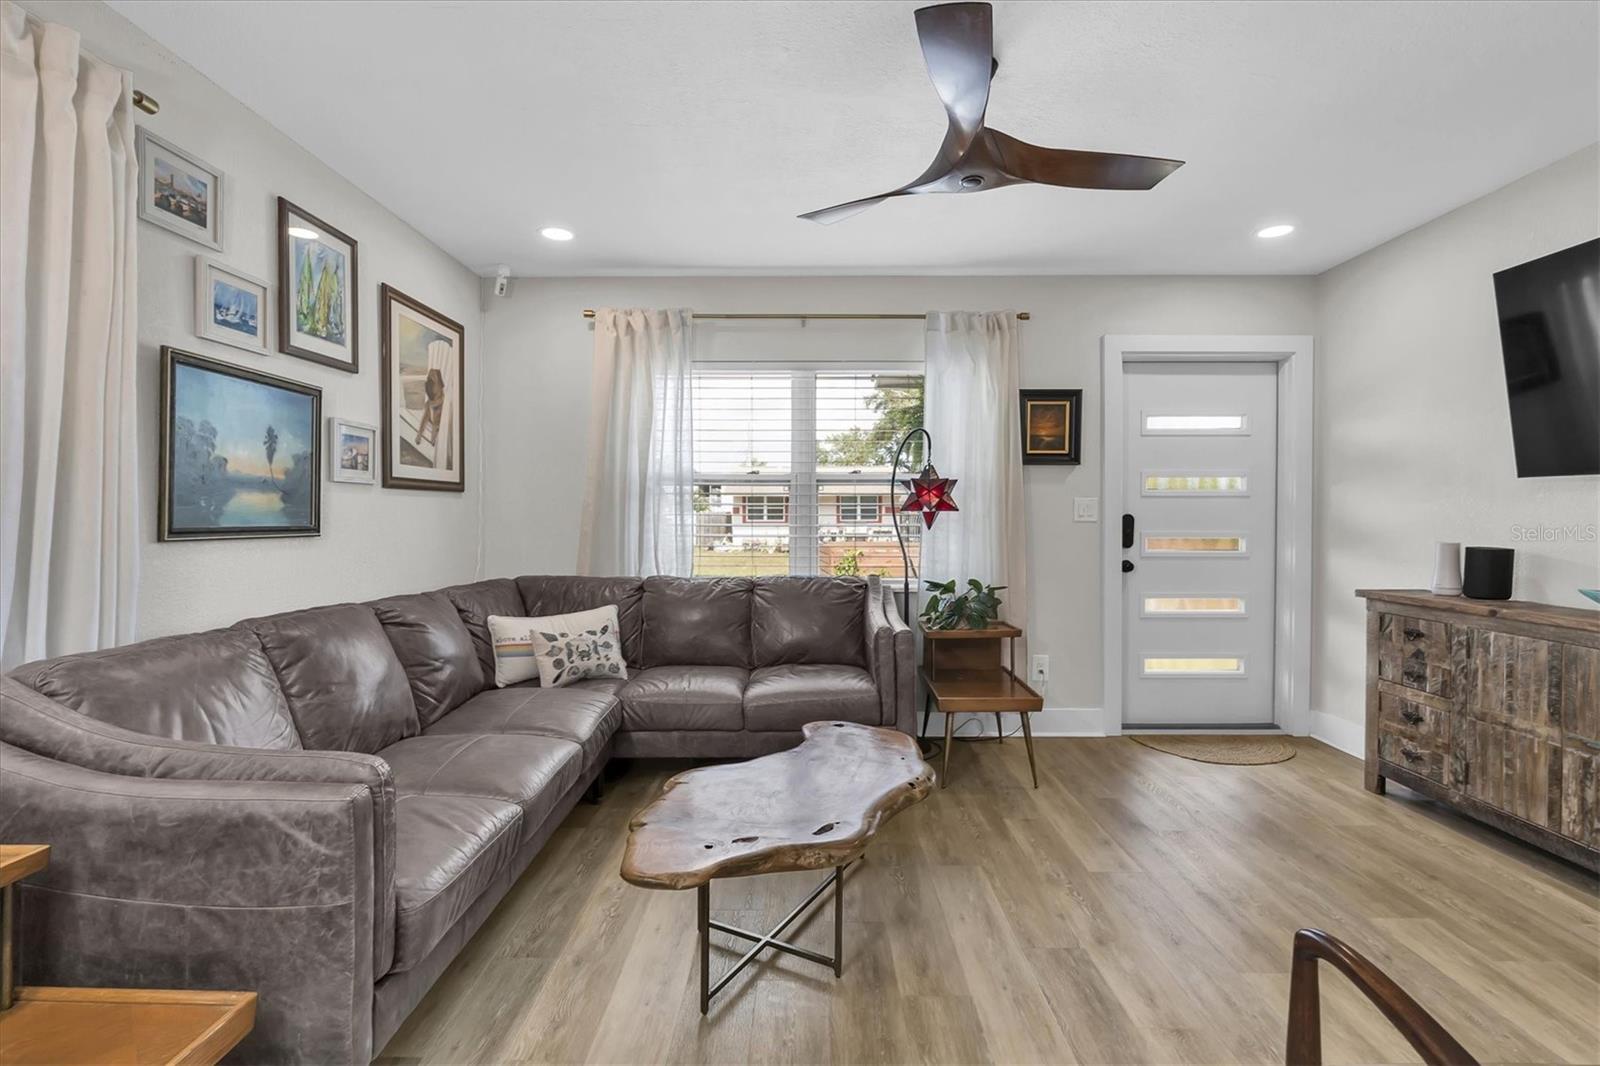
[1019,388,1083,465]
[194,257,268,355]
[278,197,359,373]
[329,417,377,485]
[137,128,224,250]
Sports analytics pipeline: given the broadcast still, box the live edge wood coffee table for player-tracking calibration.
[621,721,934,1014]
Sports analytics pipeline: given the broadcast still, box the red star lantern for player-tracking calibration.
[900,463,958,529]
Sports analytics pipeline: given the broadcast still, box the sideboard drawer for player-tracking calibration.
[1377,727,1447,784]
[1376,612,1455,699]
[1377,684,1447,742]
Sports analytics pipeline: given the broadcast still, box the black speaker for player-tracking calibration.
[1462,546,1515,600]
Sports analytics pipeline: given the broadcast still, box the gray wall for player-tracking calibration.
[480,275,1317,731]
[21,1,488,639]
[1311,145,1600,748]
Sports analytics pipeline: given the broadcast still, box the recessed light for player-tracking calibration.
[286,226,319,240]
[540,226,574,242]
[1256,224,1295,239]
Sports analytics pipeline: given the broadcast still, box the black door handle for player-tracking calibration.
[1122,513,1135,550]
[1122,560,1135,573]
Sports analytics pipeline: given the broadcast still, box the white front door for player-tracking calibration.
[1120,362,1279,726]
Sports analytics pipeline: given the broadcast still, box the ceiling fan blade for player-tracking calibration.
[914,2,994,158]
[798,190,908,225]
[986,129,1185,190]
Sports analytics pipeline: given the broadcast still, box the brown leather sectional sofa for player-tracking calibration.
[0,573,913,1063]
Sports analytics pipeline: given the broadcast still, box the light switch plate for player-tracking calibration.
[1073,497,1099,522]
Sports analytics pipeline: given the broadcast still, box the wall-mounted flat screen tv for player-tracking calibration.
[1493,237,1600,477]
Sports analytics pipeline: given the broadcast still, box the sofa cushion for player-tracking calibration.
[516,575,645,668]
[243,604,419,753]
[423,680,622,772]
[10,627,299,749]
[641,576,752,668]
[379,733,583,842]
[369,592,483,727]
[390,794,522,973]
[751,577,867,668]
[617,665,746,731]
[441,579,525,683]
[742,664,881,731]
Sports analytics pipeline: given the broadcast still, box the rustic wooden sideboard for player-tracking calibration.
[1358,589,1599,870]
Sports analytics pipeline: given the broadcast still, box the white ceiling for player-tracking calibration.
[111,0,1598,277]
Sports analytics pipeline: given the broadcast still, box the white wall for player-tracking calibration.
[21,1,486,638]
[482,276,1316,727]
[1311,145,1600,752]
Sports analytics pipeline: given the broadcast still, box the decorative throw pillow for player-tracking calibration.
[488,606,629,689]
[486,614,543,687]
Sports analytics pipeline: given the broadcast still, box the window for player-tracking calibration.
[1141,413,1248,435]
[836,494,882,524]
[1142,596,1247,616]
[1142,656,1246,676]
[740,495,788,523]
[693,368,923,578]
[1142,534,1247,555]
[1142,473,1248,494]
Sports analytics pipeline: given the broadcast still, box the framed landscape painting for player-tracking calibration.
[160,347,321,540]
[136,129,224,250]
[278,197,358,372]
[329,417,377,485]
[1019,388,1083,465]
[194,256,268,355]
[381,284,465,491]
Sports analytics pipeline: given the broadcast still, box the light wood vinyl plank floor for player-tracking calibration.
[377,737,1599,1065]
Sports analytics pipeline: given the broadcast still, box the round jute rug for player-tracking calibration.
[1128,734,1296,765]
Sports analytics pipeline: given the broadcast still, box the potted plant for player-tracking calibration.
[919,578,1006,631]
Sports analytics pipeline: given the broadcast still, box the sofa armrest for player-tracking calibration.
[0,741,376,1064]
[864,575,916,734]
[0,676,397,977]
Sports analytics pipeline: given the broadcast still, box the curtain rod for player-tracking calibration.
[580,309,1030,322]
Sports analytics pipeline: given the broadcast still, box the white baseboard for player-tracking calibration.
[1308,710,1363,757]
[926,707,1103,738]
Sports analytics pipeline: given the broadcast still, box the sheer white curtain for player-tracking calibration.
[0,1,140,669]
[922,311,1028,647]
[577,308,695,577]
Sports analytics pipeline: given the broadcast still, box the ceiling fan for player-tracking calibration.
[799,1,1184,224]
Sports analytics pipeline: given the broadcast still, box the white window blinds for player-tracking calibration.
[692,368,923,579]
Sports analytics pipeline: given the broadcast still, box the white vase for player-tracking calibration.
[1431,541,1462,596]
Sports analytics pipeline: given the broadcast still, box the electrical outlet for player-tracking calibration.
[1030,654,1049,683]
[1073,497,1099,522]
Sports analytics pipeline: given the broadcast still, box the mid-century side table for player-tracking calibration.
[0,844,257,1065]
[919,621,1045,788]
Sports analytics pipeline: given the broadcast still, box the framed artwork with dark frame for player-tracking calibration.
[159,347,321,541]
[1019,388,1083,465]
[277,197,359,372]
[380,283,466,492]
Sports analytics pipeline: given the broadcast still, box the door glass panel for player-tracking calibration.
[1143,474,1247,494]
[1142,596,1246,616]
[1143,535,1246,554]
[1142,414,1246,434]
[1142,657,1245,675]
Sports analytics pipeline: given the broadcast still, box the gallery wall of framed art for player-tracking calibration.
[100,0,482,639]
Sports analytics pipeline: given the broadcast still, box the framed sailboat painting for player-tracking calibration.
[194,256,268,355]
[277,197,358,372]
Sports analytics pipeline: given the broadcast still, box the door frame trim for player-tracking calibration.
[1100,335,1314,736]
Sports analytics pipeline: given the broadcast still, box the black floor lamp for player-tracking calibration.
[888,427,958,620]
